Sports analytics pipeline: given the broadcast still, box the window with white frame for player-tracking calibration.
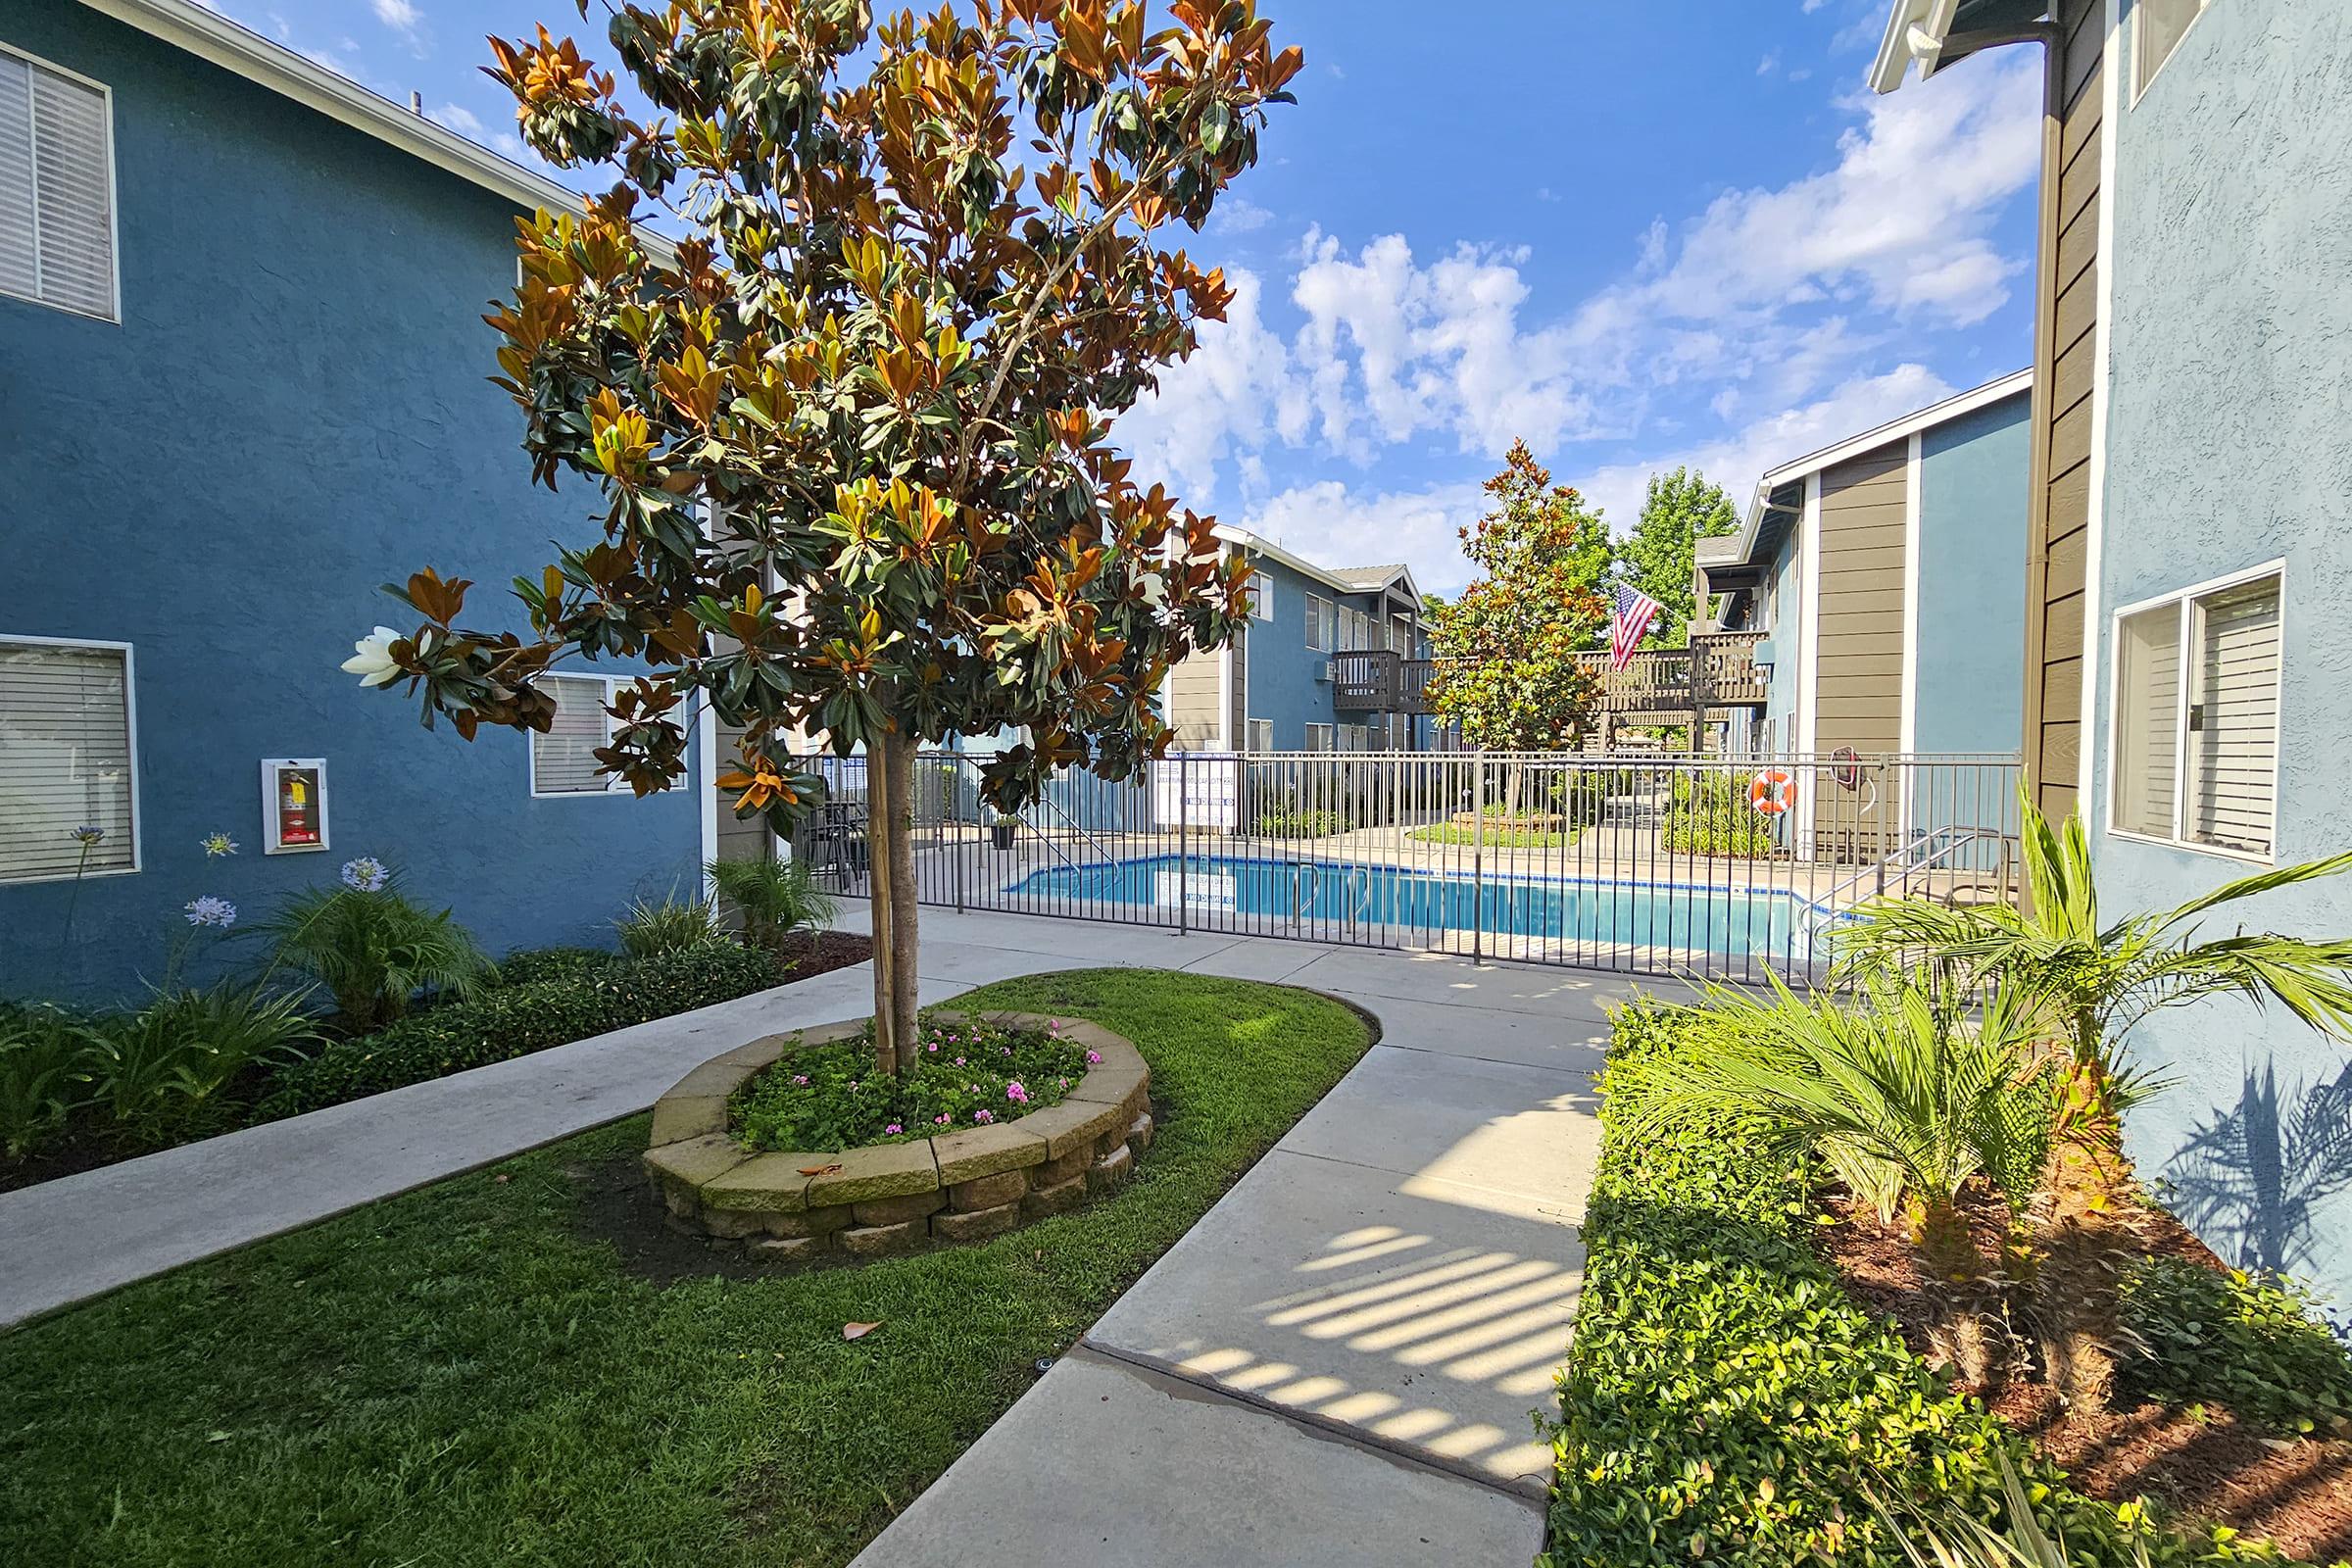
[1304,594,1333,652]
[2110,567,2282,859]
[2133,0,2209,100]
[0,638,137,883]
[1247,717,1273,753]
[530,674,677,796]
[1303,723,1334,754]
[0,45,118,320]
[1249,571,1274,621]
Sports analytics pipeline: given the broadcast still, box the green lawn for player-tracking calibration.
[0,970,1371,1568]
[1408,820,1581,849]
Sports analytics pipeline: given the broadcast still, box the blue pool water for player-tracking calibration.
[1003,853,1837,961]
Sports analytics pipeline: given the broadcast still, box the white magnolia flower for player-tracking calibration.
[341,625,406,688]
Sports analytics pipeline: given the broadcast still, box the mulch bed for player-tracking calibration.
[1818,1188,2352,1563]
[0,932,874,1197]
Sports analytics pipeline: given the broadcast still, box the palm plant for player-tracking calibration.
[1618,973,2058,1389]
[1835,796,2352,1404]
[259,878,491,1030]
[705,855,838,958]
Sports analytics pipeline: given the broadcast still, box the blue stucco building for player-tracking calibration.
[1,0,710,1003]
[1874,0,2352,1310]
[1165,527,1435,756]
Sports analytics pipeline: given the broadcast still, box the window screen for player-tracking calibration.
[0,49,116,319]
[0,640,135,882]
[2112,603,2180,839]
[532,675,614,795]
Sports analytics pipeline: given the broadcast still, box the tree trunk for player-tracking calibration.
[1908,1193,2010,1393]
[2030,1048,2137,1410]
[863,731,924,1076]
[876,730,923,1072]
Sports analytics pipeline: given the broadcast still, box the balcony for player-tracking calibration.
[1572,630,1770,718]
[1330,650,1433,714]
[1332,631,1768,722]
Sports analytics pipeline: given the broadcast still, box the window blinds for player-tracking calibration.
[2187,578,2280,857]
[0,642,135,883]
[0,51,116,319]
[532,676,614,795]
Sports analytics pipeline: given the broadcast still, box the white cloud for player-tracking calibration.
[1210,197,1275,235]
[372,0,428,53]
[430,103,486,139]
[1573,362,1957,532]
[1238,479,1491,597]
[1758,51,1782,75]
[1114,269,1308,509]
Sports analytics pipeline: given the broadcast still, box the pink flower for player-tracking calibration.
[1002,1046,1012,1056]
[954,1057,965,1067]
[791,1074,808,1086]
[935,1113,952,1125]
[1086,1050,1102,1065]
[884,1123,903,1135]
[927,1043,939,1053]
[1005,1082,1029,1103]
[1057,1077,1069,1089]
[973,1108,995,1124]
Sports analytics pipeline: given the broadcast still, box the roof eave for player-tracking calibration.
[76,0,679,263]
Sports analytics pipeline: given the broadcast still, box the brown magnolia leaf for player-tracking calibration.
[798,1163,844,1177]
[842,1321,880,1342]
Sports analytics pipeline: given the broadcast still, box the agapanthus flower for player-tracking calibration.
[68,825,105,846]
[200,831,238,858]
[183,896,237,929]
[340,857,390,893]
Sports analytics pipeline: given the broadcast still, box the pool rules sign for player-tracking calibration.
[1154,754,1239,831]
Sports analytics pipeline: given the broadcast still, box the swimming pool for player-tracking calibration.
[1002,853,1841,963]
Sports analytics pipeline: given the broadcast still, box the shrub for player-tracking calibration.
[259,876,492,1029]
[90,983,320,1145]
[492,947,615,987]
[2118,1254,2352,1438]
[1251,808,1349,838]
[615,892,723,958]
[706,856,838,956]
[0,1004,101,1159]
[1661,802,1777,858]
[252,941,782,1121]
[1541,1002,2290,1568]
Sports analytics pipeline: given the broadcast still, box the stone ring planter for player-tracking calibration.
[644,1010,1152,1261]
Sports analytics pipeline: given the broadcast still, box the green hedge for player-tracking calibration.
[1541,1003,2298,1568]
[252,942,784,1122]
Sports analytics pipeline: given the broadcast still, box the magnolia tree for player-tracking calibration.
[1423,441,1608,805]
[346,1,1298,1071]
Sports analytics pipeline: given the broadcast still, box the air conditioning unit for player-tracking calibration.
[1319,661,1337,683]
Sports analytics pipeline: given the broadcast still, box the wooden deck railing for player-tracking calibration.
[1330,630,1767,718]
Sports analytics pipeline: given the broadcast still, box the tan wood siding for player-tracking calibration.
[1813,442,1907,760]
[1164,648,1224,749]
[2023,0,2105,820]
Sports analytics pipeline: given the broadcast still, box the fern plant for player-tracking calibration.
[705,856,837,957]
[259,876,490,1030]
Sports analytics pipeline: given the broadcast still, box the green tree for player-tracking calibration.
[1423,441,1610,767]
[343,1,1298,1072]
[1613,466,1737,645]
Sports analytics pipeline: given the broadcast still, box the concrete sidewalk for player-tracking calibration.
[850,915,1629,1567]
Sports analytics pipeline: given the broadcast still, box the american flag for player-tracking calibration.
[1608,584,1663,671]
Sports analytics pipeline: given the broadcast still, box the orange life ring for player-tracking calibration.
[1748,769,1794,817]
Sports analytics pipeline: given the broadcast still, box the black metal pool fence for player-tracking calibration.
[792,750,2023,984]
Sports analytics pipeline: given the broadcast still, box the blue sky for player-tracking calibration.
[238,0,2042,595]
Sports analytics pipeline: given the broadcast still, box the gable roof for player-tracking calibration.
[1869,0,2051,93]
[1714,368,2033,570]
[1213,527,1425,608]
[75,0,675,260]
